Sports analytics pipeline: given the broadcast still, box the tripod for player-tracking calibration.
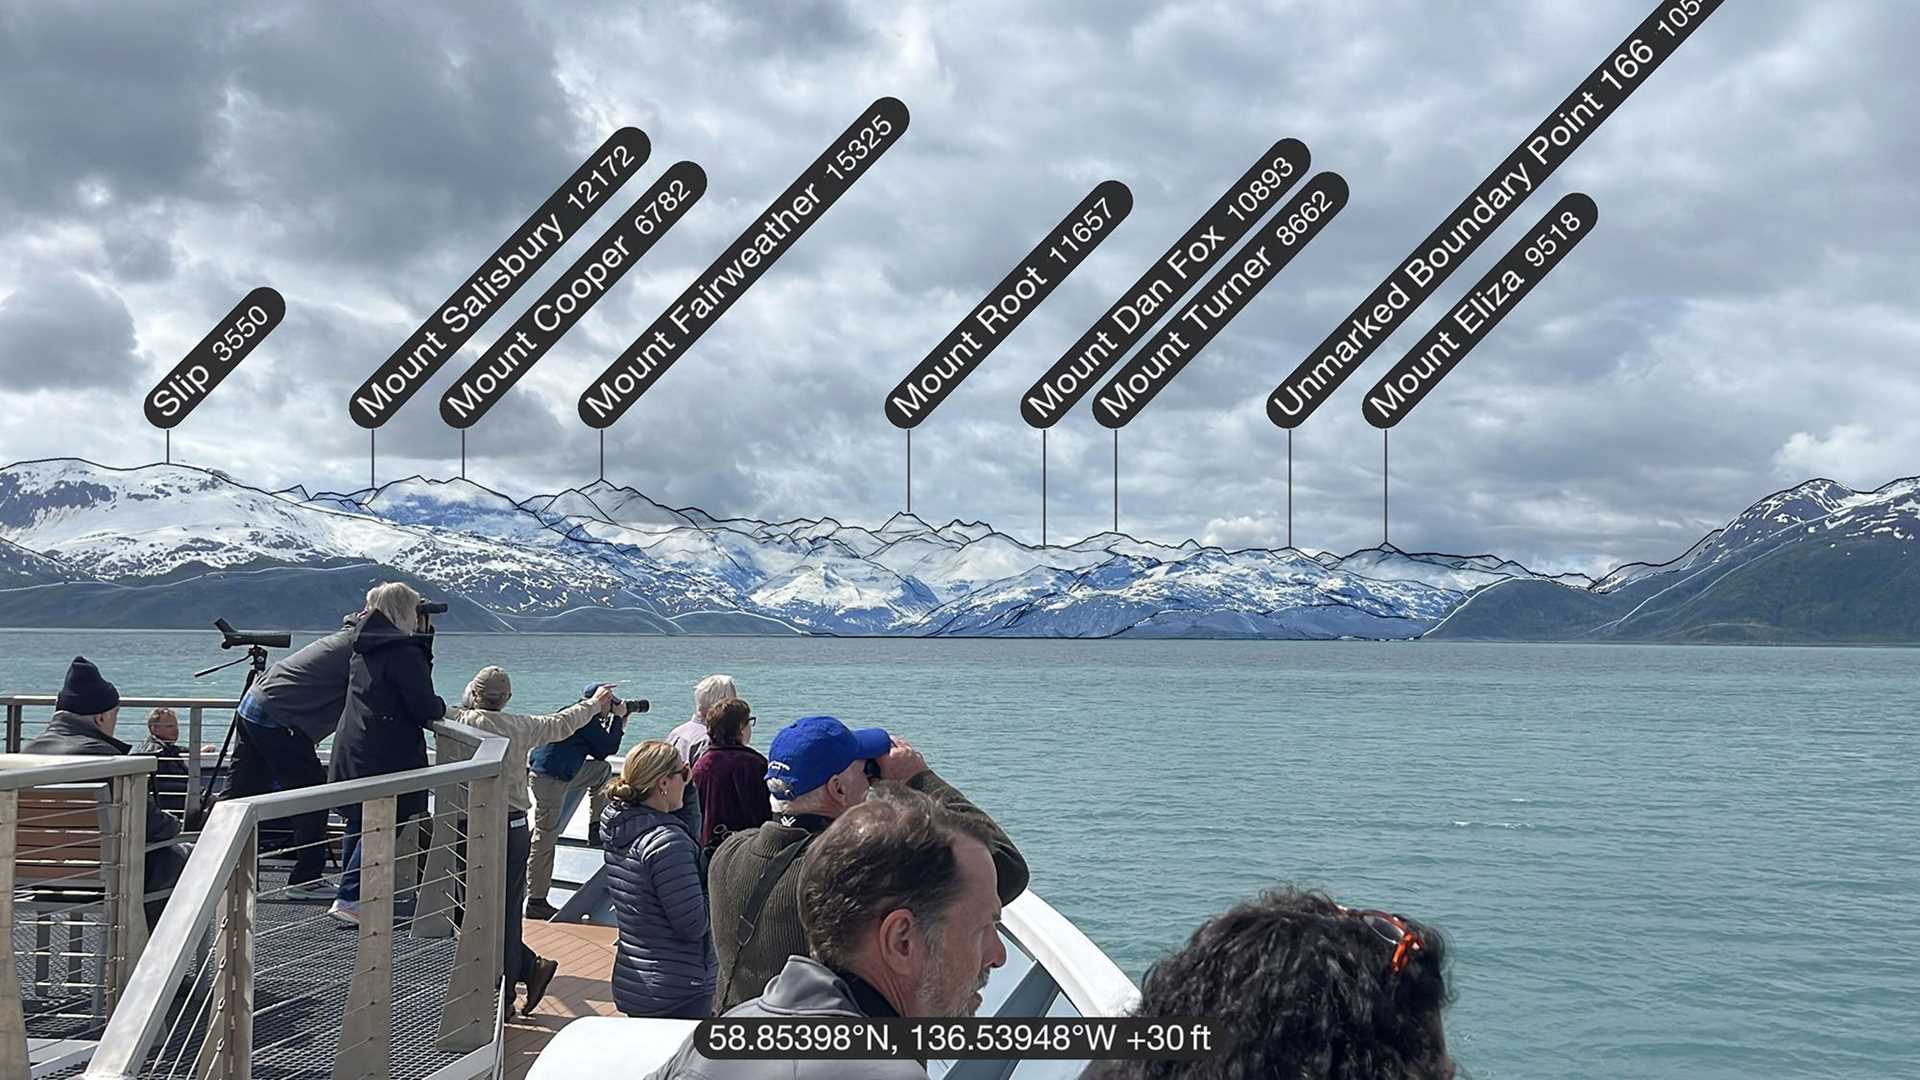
[190,644,271,828]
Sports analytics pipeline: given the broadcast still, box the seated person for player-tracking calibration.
[130,706,215,778]
[24,657,190,928]
[647,782,1009,1078]
[1082,887,1457,1080]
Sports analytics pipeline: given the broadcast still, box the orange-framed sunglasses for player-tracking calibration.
[1336,905,1426,975]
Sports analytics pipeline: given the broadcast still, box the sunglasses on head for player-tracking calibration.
[1336,905,1426,975]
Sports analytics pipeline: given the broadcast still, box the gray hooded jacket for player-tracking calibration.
[645,955,926,1079]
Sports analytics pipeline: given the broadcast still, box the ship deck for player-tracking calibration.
[505,921,624,1080]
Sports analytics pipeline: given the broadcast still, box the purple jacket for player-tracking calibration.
[689,743,772,851]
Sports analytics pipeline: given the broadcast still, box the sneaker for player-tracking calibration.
[284,879,336,901]
[328,899,360,925]
[522,956,559,1014]
[524,898,558,921]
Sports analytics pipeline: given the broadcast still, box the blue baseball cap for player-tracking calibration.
[765,716,892,800]
[580,682,604,700]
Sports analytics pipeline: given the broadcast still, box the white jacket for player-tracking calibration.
[444,697,600,814]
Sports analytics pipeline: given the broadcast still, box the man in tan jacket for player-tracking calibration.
[446,666,618,1013]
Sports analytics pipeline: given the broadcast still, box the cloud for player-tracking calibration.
[0,0,1915,577]
[1774,425,1920,490]
[0,271,143,389]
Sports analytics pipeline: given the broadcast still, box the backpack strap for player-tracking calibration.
[735,833,813,948]
[726,832,816,995]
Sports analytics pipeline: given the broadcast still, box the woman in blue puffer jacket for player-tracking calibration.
[600,740,716,1018]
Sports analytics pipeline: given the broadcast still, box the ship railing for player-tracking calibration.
[76,719,511,1080]
[2,752,159,1079]
[4,695,244,818]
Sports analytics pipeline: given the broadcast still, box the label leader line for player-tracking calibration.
[885,180,1133,429]
[1266,0,1723,428]
[1019,138,1309,428]
[579,97,909,429]
[440,162,707,428]
[1363,193,1598,428]
[351,127,650,428]
[1094,172,1348,427]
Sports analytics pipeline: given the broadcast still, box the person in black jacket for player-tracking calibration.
[327,583,447,924]
[223,613,360,899]
[24,657,190,928]
[601,739,715,1018]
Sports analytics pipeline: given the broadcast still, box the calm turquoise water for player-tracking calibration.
[4,631,1916,1079]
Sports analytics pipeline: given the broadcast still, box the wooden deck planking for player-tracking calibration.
[503,920,626,1080]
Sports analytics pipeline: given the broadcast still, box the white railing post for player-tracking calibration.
[106,771,150,1007]
[1,789,26,1080]
[436,769,504,1052]
[187,706,205,812]
[192,828,256,1079]
[334,796,396,1080]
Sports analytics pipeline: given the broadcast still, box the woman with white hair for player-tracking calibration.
[446,666,621,1014]
[664,674,736,851]
[328,582,446,924]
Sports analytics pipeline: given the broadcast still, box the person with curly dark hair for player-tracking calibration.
[1084,887,1456,1080]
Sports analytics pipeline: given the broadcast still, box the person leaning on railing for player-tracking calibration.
[601,740,716,1019]
[446,666,618,1015]
[218,611,361,900]
[646,782,1010,1079]
[23,655,190,928]
[327,582,446,925]
[1080,888,1458,1080]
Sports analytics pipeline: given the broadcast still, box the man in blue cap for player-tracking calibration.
[707,715,1029,1011]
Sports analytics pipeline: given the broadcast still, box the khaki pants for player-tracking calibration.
[527,760,613,901]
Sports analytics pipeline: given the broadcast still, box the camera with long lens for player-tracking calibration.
[607,694,649,717]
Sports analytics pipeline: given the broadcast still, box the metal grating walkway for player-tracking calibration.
[19,863,473,1080]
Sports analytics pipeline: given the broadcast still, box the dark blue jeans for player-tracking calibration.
[224,713,329,885]
[337,803,364,902]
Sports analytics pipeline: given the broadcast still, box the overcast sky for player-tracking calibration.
[2,0,1915,575]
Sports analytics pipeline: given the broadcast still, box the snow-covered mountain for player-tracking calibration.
[1428,477,1920,643]
[0,458,1902,641]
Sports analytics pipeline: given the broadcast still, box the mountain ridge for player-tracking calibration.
[0,457,1908,642]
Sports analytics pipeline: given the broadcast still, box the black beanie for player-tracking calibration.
[57,655,120,715]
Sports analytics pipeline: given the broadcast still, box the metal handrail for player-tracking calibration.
[0,753,157,791]
[82,719,509,1080]
[1,695,244,707]
[2,694,247,811]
